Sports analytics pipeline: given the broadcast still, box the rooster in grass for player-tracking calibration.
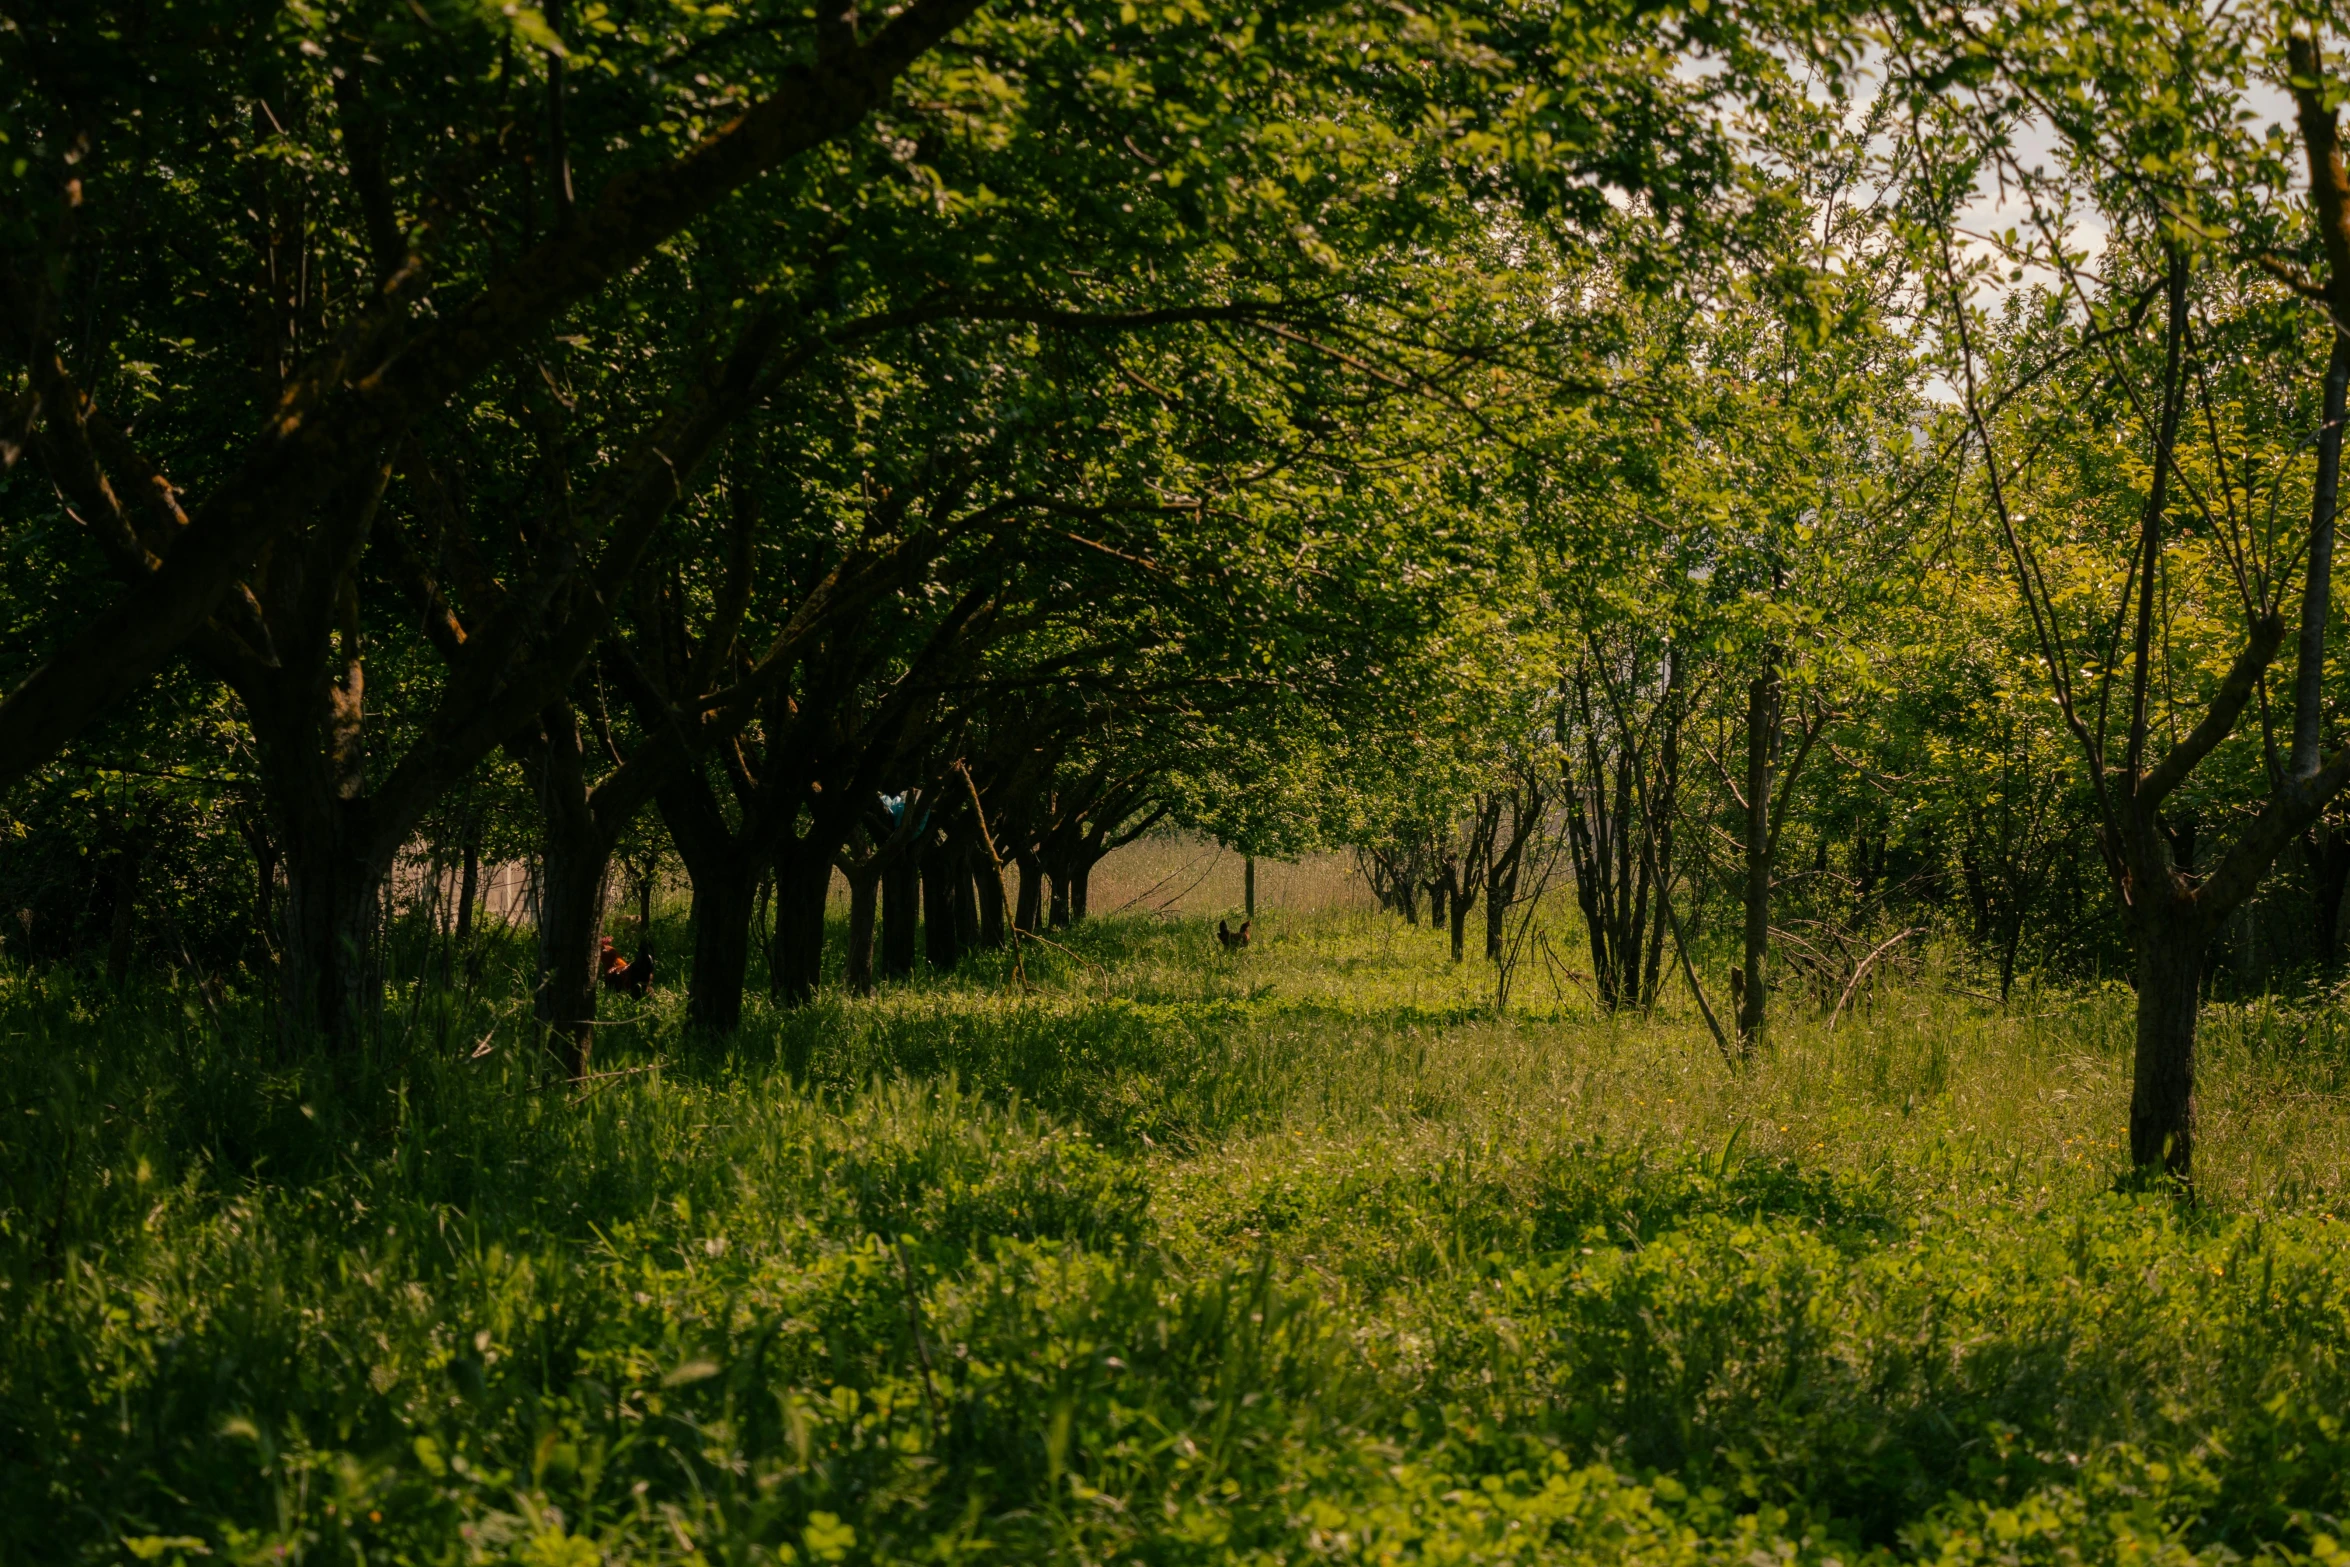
[600,936,656,998]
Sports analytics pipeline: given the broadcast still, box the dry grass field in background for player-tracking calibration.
[803,828,1373,918]
[1076,830,1375,918]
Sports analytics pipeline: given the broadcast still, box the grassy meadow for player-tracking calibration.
[4,899,2349,1566]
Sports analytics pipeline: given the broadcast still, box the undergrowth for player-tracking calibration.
[2,911,2347,1565]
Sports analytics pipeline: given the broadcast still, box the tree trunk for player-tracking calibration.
[1427,877,1447,927]
[686,859,759,1034]
[1071,859,1091,921]
[1447,876,1472,963]
[244,817,281,971]
[2292,334,2350,776]
[276,824,385,1057]
[845,865,881,995]
[527,706,629,1072]
[2312,822,2350,971]
[1014,855,1042,934]
[1999,914,2025,1005]
[1960,833,1993,944]
[1642,875,1667,1009]
[454,833,479,964]
[754,874,772,970]
[1244,855,1256,920]
[883,849,920,978]
[657,766,786,1038]
[1739,668,1776,1055]
[534,824,612,1077]
[1485,862,1509,962]
[770,844,830,1006]
[2129,910,2204,1180]
[1048,867,1070,929]
[1643,665,1679,1011]
[922,838,962,973]
[249,681,389,1055]
[953,845,982,951]
[975,855,1007,948]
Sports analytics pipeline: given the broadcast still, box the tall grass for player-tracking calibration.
[2,910,2346,1564]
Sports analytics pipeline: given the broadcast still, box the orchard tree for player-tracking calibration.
[1894,3,2350,1181]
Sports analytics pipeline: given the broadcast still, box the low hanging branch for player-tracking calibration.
[1826,927,1924,1033]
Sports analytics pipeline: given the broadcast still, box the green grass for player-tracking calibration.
[3,909,2348,1565]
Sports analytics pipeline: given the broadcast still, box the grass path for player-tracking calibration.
[3,911,2347,1564]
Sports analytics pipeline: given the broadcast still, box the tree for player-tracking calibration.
[1887,5,2350,1180]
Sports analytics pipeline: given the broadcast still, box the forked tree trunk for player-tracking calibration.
[2130,910,2205,1178]
[845,865,881,995]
